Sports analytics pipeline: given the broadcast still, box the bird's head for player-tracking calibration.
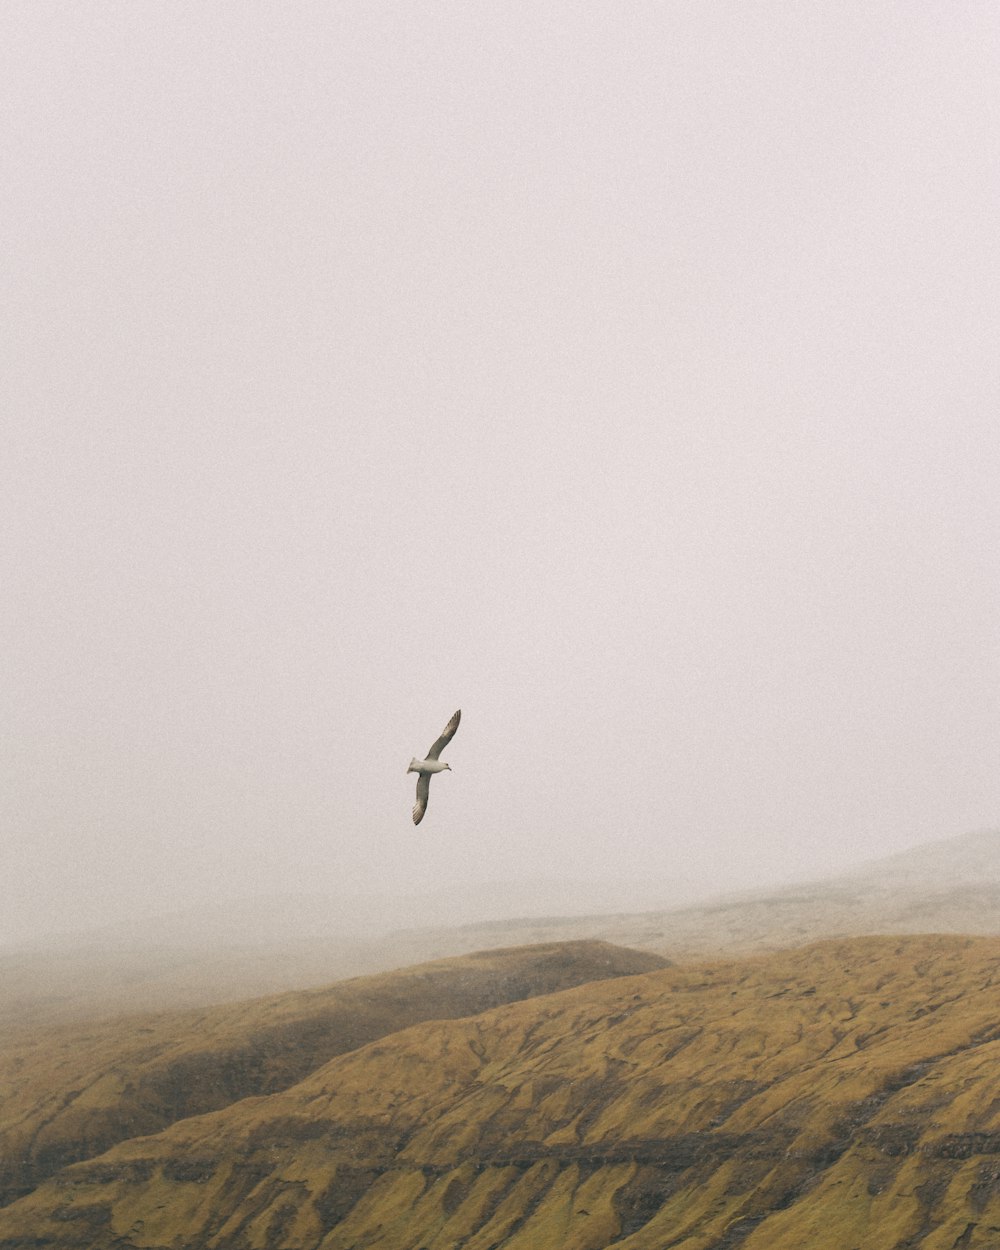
[444,763,452,770]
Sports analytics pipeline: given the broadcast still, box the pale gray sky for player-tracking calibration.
[3,2,999,944]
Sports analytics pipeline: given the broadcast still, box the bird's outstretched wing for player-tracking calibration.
[425,709,461,760]
[412,773,431,825]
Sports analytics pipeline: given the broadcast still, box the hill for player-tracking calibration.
[2,933,1000,1248]
[0,940,664,1210]
[385,828,1000,962]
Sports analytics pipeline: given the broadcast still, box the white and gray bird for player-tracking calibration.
[407,709,461,825]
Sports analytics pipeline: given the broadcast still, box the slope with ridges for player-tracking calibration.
[0,940,664,1210]
[3,934,1000,1248]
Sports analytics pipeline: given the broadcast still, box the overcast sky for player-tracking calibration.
[3,2,998,945]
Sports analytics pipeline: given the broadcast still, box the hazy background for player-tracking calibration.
[3,2,998,948]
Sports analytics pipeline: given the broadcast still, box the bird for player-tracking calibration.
[407,709,461,825]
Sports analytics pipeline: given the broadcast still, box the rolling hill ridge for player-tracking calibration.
[0,940,663,1211]
[3,933,1000,1248]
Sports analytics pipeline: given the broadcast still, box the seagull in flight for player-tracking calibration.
[408,709,461,825]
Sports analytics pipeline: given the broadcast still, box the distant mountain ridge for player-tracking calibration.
[371,828,1000,963]
[836,826,1000,887]
[1,829,998,1026]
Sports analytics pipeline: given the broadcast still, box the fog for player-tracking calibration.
[3,3,999,948]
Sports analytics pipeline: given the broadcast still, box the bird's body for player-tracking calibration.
[408,757,451,775]
[408,709,461,824]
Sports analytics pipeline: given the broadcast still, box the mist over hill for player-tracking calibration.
[397,828,1000,963]
[0,875,697,1027]
[1,872,723,953]
[2,829,998,1028]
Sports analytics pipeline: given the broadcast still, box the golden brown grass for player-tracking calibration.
[0,939,663,1211]
[2,934,1000,1247]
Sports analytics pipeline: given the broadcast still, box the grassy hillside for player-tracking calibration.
[3,934,1000,1248]
[0,940,663,1210]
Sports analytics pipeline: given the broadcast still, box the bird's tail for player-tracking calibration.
[406,757,420,774]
